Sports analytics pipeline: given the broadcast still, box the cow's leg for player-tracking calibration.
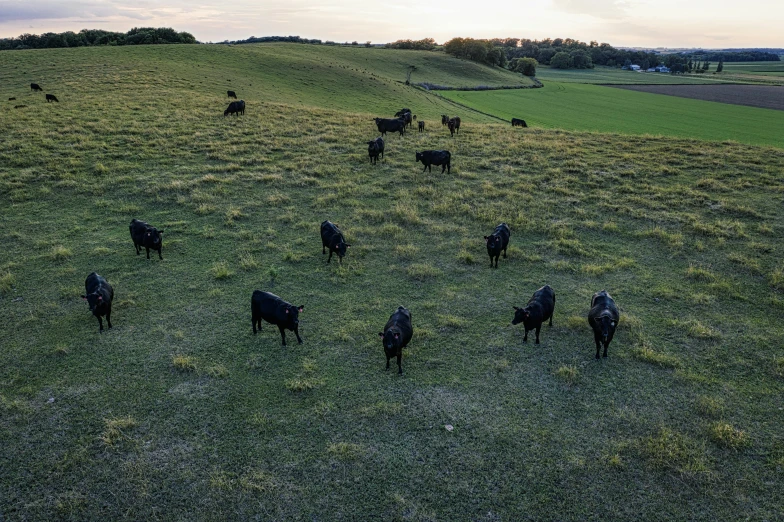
[327,250,333,263]
[96,315,103,333]
[294,326,303,344]
[446,163,450,174]
[423,164,428,173]
[386,356,390,370]
[503,246,507,258]
[158,247,163,260]
[253,317,257,334]
[603,342,609,358]
[145,247,150,259]
[535,325,541,344]
[489,255,494,268]
[595,335,601,359]
[523,329,528,342]
[134,243,140,255]
[397,353,402,375]
[278,325,287,346]
[441,164,446,174]
[106,305,112,329]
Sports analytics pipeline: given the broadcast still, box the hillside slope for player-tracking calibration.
[0,43,527,121]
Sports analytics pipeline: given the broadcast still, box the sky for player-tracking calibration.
[0,0,781,48]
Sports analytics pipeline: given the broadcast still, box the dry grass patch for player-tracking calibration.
[50,246,72,261]
[637,427,710,476]
[709,422,750,450]
[632,344,681,368]
[406,263,442,281]
[554,365,579,385]
[686,265,717,283]
[172,355,197,372]
[210,262,233,280]
[327,442,364,460]
[0,271,15,295]
[100,416,137,446]
[696,396,724,418]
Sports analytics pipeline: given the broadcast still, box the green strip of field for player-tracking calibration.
[720,61,784,76]
[535,65,742,84]
[441,82,784,148]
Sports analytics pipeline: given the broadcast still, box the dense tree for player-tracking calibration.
[0,27,196,50]
[385,38,436,50]
[550,52,572,69]
[570,50,593,69]
[717,57,724,72]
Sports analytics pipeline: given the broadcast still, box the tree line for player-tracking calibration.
[0,28,196,50]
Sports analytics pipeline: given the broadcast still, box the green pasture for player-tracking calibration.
[535,65,740,84]
[1,44,784,520]
[441,81,784,148]
[720,61,784,76]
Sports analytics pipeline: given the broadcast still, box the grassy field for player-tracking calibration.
[1,44,784,521]
[535,65,741,84]
[721,61,784,76]
[0,43,526,120]
[441,82,784,148]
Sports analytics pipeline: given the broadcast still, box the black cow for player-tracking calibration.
[512,285,556,344]
[81,272,114,333]
[373,117,406,136]
[251,291,304,345]
[588,290,619,359]
[399,111,413,129]
[484,222,510,268]
[367,137,384,164]
[418,121,425,133]
[224,100,245,116]
[448,117,461,136]
[379,306,413,375]
[8,97,16,101]
[45,94,59,103]
[395,108,411,116]
[31,83,43,92]
[415,150,451,174]
[129,218,164,260]
[441,115,449,126]
[321,220,351,263]
[511,118,528,127]
[227,90,237,99]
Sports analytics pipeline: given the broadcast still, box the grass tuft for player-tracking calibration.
[210,262,233,280]
[554,365,579,385]
[696,396,724,418]
[637,427,710,476]
[406,263,442,281]
[0,271,15,295]
[632,345,681,368]
[327,442,364,460]
[709,422,750,450]
[171,355,197,372]
[100,416,137,446]
[50,246,72,261]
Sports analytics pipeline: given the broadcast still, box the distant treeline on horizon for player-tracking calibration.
[0,27,196,51]
[0,30,780,66]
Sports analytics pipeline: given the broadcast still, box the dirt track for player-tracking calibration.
[610,84,784,111]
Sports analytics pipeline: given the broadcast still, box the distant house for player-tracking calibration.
[646,67,657,72]
[655,66,671,73]
[630,64,641,71]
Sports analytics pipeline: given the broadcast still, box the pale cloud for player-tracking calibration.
[550,0,631,20]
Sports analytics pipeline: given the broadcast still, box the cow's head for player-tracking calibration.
[511,306,531,325]
[598,314,617,343]
[332,237,351,259]
[284,304,304,328]
[379,329,402,352]
[145,227,163,246]
[485,234,501,250]
[82,292,104,313]
[415,151,422,162]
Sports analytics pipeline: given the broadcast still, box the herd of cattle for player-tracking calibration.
[50,89,613,374]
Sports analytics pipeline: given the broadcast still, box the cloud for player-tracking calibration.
[550,0,630,20]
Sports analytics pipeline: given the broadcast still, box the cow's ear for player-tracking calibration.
[484,236,489,240]
[378,332,384,337]
[285,309,289,314]
[513,306,519,310]
[611,322,616,327]
[98,295,103,301]
[81,295,87,300]
[346,244,351,248]
[159,229,164,234]
[394,333,399,339]
[298,306,304,312]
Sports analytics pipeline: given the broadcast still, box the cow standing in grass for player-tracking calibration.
[588,290,619,359]
[441,115,449,126]
[512,285,556,344]
[224,100,245,116]
[82,272,114,333]
[45,94,59,103]
[373,117,406,136]
[448,117,461,136]
[227,90,237,99]
[379,306,413,375]
[367,137,384,164]
[31,83,43,92]
[511,118,527,127]
[252,291,304,345]
[415,150,451,174]
[129,219,164,260]
[484,223,510,268]
[320,220,351,263]
[418,121,425,133]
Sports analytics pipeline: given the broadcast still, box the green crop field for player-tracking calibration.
[441,82,784,148]
[1,43,784,521]
[534,65,743,84]
[720,61,784,76]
